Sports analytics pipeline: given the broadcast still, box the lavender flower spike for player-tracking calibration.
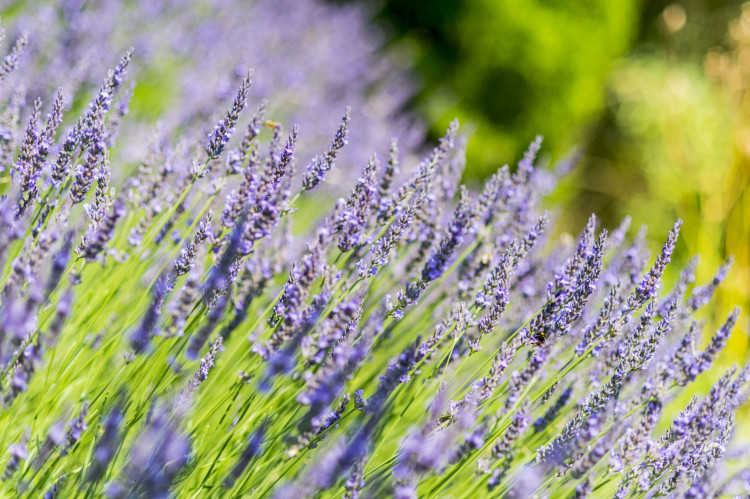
[335,155,378,252]
[691,307,741,377]
[186,336,223,396]
[3,438,28,480]
[398,186,474,310]
[60,402,89,456]
[0,32,28,83]
[224,421,268,489]
[13,98,42,216]
[43,474,67,499]
[80,199,125,261]
[628,219,682,310]
[302,107,351,190]
[421,186,475,282]
[70,118,107,204]
[379,139,399,201]
[206,70,254,160]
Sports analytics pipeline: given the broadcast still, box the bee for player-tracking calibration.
[263,119,281,130]
[529,326,548,346]
[480,251,493,266]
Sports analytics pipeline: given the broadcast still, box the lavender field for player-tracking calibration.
[0,0,747,497]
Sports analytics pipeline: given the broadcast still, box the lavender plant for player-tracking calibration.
[0,6,747,499]
[6,0,421,171]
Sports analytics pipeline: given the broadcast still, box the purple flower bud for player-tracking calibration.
[629,220,682,310]
[60,402,89,456]
[224,421,267,489]
[206,71,253,160]
[0,32,28,83]
[86,401,124,484]
[130,275,172,354]
[302,107,351,190]
[125,404,190,498]
[43,474,67,499]
[3,438,28,480]
[335,156,378,252]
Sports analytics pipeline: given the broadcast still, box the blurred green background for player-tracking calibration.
[347,0,750,357]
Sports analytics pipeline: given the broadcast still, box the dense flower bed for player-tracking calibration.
[0,3,747,498]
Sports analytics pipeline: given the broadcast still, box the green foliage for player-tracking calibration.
[574,39,749,355]
[374,0,641,176]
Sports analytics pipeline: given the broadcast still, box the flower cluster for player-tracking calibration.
[0,1,746,498]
